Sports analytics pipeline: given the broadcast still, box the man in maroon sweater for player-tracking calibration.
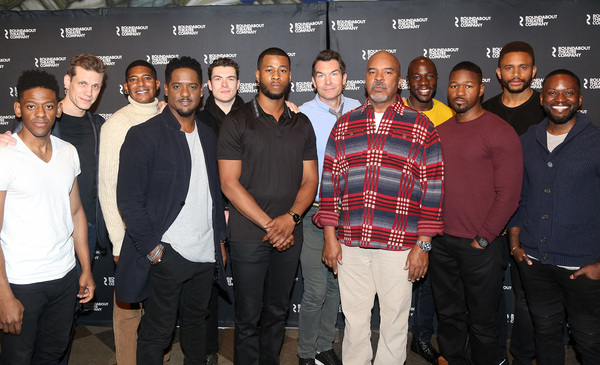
[431,61,523,365]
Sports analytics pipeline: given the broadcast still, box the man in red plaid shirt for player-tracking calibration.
[313,51,444,365]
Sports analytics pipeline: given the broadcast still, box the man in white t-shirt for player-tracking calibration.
[0,70,95,363]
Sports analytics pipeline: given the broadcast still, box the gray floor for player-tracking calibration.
[68,326,583,365]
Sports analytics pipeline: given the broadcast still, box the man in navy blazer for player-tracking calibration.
[116,56,226,365]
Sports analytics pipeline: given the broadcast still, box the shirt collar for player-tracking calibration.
[359,94,405,115]
[251,96,292,121]
[312,93,348,114]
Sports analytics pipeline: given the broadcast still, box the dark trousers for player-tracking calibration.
[0,268,77,365]
[230,240,302,365]
[508,256,535,365]
[518,259,600,365]
[430,234,503,365]
[59,224,97,365]
[205,282,220,355]
[496,236,508,362]
[411,271,436,343]
[137,243,214,365]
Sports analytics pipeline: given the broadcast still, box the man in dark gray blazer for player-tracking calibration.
[116,56,226,365]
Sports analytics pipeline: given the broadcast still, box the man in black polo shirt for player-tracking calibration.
[218,47,318,365]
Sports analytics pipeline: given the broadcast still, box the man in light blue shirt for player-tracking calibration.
[297,50,361,365]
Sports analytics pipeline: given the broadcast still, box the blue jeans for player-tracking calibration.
[518,259,600,365]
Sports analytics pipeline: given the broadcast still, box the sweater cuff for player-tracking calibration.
[478,228,498,244]
[417,220,444,238]
[312,210,339,228]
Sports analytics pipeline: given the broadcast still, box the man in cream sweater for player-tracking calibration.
[98,60,161,365]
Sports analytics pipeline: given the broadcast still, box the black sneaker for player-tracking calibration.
[299,357,316,365]
[315,349,342,365]
[410,336,440,365]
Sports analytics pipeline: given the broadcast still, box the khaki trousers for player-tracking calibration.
[113,294,143,365]
[338,246,412,365]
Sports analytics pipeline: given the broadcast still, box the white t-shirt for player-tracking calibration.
[374,112,384,131]
[162,125,215,263]
[0,134,80,284]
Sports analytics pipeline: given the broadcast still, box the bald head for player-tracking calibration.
[408,57,437,76]
[366,51,402,112]
[406,56,439,109]
[368,51,401,75]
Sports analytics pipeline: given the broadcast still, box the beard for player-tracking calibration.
[451,98,470,114]
[368,82,390,102]
[501,77,532,94]
[453,105,468,114]
[543,104,578,125]
[259,81,291,100]
[175,108,195,117]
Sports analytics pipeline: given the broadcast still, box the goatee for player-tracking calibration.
[259,81,291,100]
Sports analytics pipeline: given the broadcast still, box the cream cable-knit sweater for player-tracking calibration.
[98,96,159,256]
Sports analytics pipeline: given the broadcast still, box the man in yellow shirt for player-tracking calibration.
[404,56,455,127]
[404,56,454,365]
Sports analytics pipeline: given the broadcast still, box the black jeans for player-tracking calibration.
[0,268,77,364]
[508,256,535,365]
[230,240,301,365]
[430,234,504,365]
[205,282,220,355]
[518,259,600,365]
[411,271,436,343]
[137,243,214,365]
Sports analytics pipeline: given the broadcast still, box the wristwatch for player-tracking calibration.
[416,240,432,252]
[287,210,301,225]
[475,235,489,248]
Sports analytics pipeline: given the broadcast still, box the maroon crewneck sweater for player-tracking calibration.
[436,111,523,242]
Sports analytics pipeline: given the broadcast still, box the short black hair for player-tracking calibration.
[543,69,581,90]
[450,61,483,82]
[257,47,290,70]
[165,56,202,85]
[17,70,60,102]
[125,60,157,80]
[311,50,346,78]
[498,41,535,67]
[208,58,239,80]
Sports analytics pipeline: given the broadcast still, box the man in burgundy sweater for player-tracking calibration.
[431,61,523,365]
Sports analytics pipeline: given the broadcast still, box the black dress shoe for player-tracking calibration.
[299,357,316,365]
[410,336,440,365]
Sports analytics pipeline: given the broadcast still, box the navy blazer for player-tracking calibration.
[115,107,227,303]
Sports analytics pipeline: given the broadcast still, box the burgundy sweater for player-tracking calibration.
[436,111,522,242]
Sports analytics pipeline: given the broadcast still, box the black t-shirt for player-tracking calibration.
[57,113,97,223]
[482,90,546,136]
[218,97,317,243]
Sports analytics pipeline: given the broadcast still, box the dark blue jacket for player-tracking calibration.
[115,107,227,303]
[510,113,600,267]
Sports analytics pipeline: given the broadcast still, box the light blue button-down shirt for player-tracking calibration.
[300,93,362,200]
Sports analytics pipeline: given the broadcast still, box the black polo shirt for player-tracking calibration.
[218,97,317,243]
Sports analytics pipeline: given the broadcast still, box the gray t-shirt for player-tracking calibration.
[162,124,214,263]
